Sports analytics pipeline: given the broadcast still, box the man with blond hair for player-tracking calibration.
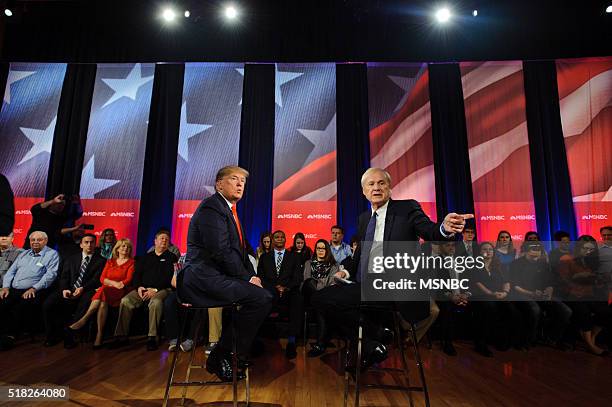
[179,165,273,381]
[0,231,59,350]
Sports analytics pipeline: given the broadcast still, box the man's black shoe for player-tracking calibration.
[146,337,158,351]
[206,348,246,382]
[378,327,394,345]
[107,337,129,350]
[361,342,388,370]
[43,338,61,347]
[285,342,297,359]
[307,343,326,358]
[442,341,457,356]
[0,335,15,351]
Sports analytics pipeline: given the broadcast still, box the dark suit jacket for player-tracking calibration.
[182,192,255,285]
[59,252,106,292]
[258,250,301,290]
[356,199,452,321]
[0,174,14,236]
[455,240,480,258]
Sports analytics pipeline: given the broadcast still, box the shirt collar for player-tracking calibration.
[218,192,234,210]
[29,246,49,256]
[372,199,390,216]
[275,248,285,255]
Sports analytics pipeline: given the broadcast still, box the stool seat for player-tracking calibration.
[162,302,250,407]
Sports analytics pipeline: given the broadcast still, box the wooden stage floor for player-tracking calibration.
[1,338,611,406]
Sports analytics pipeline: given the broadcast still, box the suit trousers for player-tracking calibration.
[114,288,172,337]
[42,289,95,340]
[0,288,48,336]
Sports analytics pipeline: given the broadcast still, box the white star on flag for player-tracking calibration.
[235,64,303,107]
[298,114,336,166]
[80,155,121,198]
[178,102,212,162]
[4,70,36,104]
[18,116,56,165]
[101,63,153,108]
[388,74,418,112]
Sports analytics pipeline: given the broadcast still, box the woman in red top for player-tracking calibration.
[69,238,135,348]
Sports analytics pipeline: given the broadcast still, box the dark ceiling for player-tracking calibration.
[1,0,611,63]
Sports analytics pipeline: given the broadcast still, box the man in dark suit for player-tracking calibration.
[258,230,303,359]
[454,222,479,258]
[41,233,105,348]
[0,174,14,237]
[312,167,472,369]
[179,166,273,382]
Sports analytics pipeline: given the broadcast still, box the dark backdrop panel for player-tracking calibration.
[523,60,578,240]
[336,63,370,240]
[136,63,184,254]
[238,64,275,250]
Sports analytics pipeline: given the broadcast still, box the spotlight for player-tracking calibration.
[4,8,12,17]
[184,10,190,18]
[606,5,612,13]
[472,9,478,17]
[435,7,451,23]
[224,5,238,20]
[162,8,176,22]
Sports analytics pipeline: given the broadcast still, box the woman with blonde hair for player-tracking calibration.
[69,238,135,348]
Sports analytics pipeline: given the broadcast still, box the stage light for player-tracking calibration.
[224,5,238,20]
[184,10,190,18]
[435,7,451,23]
[606,5,612,13]
[162,8,176,22]
[472,9,478,17]
[4,8,12,17]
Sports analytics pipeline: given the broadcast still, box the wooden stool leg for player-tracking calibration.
[354,323,363,407]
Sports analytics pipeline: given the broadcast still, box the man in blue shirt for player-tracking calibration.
[0,231,59,350]
[330,225,352,264]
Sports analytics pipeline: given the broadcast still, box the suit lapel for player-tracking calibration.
[383,200,395,242]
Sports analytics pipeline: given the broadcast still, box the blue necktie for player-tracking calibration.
[358,211,377,283]
[74,256,90,289]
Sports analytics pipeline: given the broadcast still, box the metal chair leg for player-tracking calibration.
[343,342,350,407]
[354,324,363,407]
[410,322,430,407]
[394,312,415,407]
[231,305,238,407]
[162,306,189,407]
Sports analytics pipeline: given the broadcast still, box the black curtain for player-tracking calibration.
[523,60,578,241]
[428,63,475,224]
[336,63,371,240]
[136,63,184,255]
[45,63,96,199]
[238,64,275,250]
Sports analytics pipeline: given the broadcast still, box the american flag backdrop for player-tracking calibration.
[271,64,337,247]
[78,63,155,247]
[0,62,67,246]
[460,61,537,242]
[172,63,244,254]
[367,63,437,221]
[556,57,612,237]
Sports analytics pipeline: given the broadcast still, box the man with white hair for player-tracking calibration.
[0,231,59,350]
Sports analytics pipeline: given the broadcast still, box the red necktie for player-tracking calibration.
[231,204,244,246]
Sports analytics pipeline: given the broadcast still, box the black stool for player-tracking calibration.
[344,304,430,407]
[162,301,249,407]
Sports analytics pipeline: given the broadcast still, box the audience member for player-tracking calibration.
[495,230,516,265]
[455,222,479,258]
[165,256,197,353]
[147,227,181,258]
[339,234,359,277]
[471,242,520,352]
[549,231,572,272]
[0,231,59,350]
[597,226,612,276]
[24,194,82,250]
[558,236,612,355]
[96,228,117,260]
[256,231,272,261]
[111,231,177,351]
[303,239,347,357]
[258,230,303,359]
[289,232,313,268]
[330,225,352,264]
[69,238,135,349]
[510,242,572,349]
[1,233,23,281]
[42,233,105,348]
